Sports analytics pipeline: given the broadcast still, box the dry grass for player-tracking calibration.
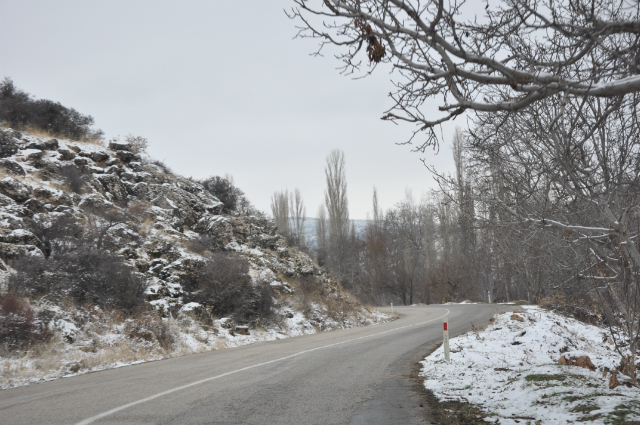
[1,125,104,146]
[0,338,161,388]
[283,275,372,327]
[1,308,166,388]
[539,293,602,325]
[0,303,243,389]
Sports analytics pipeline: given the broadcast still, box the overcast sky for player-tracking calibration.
[0,0,459,219]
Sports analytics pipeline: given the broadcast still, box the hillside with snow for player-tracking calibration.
[0,127,387,389]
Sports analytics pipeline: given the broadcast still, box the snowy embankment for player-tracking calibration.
[420,306,639,424]
[1,306,389,390]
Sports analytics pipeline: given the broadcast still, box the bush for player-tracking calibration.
[0,295,51,354]
[200,176,239,213]
[292,275,324,316]
[26,214,85,258]
[59,164,84,194]
[8,250,146,313]
[124,316,175,351]
[183,253,274,321]
[539,293,602,325]
[149,159,172,175]
[124,134,148,155]
[185,234,221,254]
[0,78,103,141]
[198,176,261,215]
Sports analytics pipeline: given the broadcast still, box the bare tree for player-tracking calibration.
[461,94,640,382]
[289,188,307,247]
[316,204,329,266]
[271,189,291,238]
[451,127,476,262]
[385,192,431,304]
[81,205,130,251]
[362,188,390,303]
[271,188,307,248]
[324,149,350,243]
[290,0,640,147]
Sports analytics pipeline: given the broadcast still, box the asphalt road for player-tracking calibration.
[0,304,511,425]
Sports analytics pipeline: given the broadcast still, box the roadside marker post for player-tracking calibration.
[488,291,492,303]
[391,303,394,314]
[443,317,450,362]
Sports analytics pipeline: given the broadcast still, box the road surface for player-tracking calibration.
[0,304,510,424]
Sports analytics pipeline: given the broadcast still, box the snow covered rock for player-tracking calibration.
[108,141,132,151]
[0,242,43,263]
[0,159,25,176]
[0,177,32,202]
[57,148,76,160]
[0,133,19,158]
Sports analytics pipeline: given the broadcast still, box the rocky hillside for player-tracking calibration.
[0,127,385,389]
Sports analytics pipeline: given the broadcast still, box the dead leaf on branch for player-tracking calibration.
[354,19,385,63]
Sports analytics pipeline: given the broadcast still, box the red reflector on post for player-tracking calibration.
[443,323,448,331]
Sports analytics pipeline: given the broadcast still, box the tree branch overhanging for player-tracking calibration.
[292,0,640,148]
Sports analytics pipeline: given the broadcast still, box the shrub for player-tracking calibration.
[124,134,148,155]
[292,275,324,316]
[199,175,261,216]
[8,250,146,313]
[296,275,321,297]
[0,78,103,141]
[124,316,175,351]
[0,295,50,354]
[26,214,85,258]
[185,234,221,254]
[59,164,84,194]
[539,293,602,325]
[200,176,239,213]
[183,253,274,321]
[147,159,172,175]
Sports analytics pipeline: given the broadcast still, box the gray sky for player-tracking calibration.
[0,0,458,219]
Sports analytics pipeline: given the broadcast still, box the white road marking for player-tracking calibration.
[76,309,450,424]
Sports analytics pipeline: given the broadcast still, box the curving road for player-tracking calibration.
[0,304,510,425]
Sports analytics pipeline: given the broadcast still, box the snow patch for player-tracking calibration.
[421,306,639,424]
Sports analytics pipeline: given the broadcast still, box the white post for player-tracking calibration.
[488,291,492,304]
[391,303,394,314]
[443,316,450,363]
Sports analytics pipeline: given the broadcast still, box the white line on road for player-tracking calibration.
[76,308,450,425]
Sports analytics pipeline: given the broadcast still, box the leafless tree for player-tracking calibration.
[316,204,329,266]
[384,192,433,304]
[362,188,390,303]
[271,189,291,238]
[289,188,307,247]
[451,127,475,260]
[460,93,640,382]
[290,0,640,147]
[324,149,350,243]
[271,188,308,248]
[82,205,130,251]
[319,149,355,280]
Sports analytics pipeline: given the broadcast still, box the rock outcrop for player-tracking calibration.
[0,128,363,322]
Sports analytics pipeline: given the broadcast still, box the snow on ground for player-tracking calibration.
[0,305,390,390]
[420,306,640,424]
